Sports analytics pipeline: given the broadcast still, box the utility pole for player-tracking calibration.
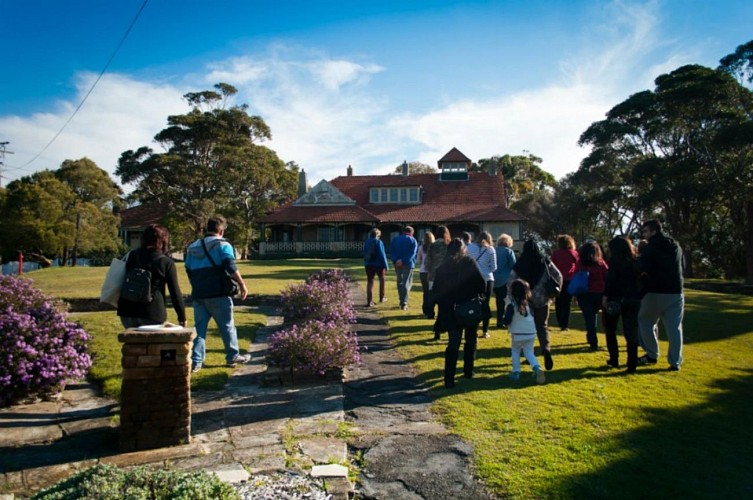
[0,141,15,188]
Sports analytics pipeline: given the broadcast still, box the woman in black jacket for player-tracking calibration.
[603,236,641,373]
[117,224,187,328]
[433,238,487,388]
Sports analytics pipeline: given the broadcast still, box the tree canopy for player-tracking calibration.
[116,83,298,247]
[0,158,123,265]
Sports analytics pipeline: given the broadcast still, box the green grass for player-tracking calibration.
[377,275,753,498]
[23,260,753,497]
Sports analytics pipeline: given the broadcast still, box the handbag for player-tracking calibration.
[99,251,130,307]
[201,238,240,297]
[544,262,561,298]
[567,270,590,296]
[455,296,484,327]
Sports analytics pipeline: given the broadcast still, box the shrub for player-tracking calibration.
[305,268,349,285]
[280,277,356,325]
[267,319,360,374]
[31,463,239,499]
[0,275,91,407]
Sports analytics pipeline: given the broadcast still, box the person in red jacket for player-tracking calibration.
[551,234,579,331]
[575,241,609,351]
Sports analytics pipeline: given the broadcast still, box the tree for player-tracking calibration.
[575,61,753,280]
[392,161,437,175]
[56,158,123,265]
[0,160,123,266]
[116,83,297,247]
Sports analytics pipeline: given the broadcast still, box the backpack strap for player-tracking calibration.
[201,238,221,269]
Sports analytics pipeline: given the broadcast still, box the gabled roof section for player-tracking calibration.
[293,179,356,206]
[118,204,167,229]
[438,147,472,164]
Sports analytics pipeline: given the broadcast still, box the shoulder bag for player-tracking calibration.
[201,238,240,297]
[544,261,561,298]
[567,270,590,296]
[455,296,484,327]
[100,251,130,307]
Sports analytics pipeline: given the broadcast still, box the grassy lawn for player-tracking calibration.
[22,259,753,497]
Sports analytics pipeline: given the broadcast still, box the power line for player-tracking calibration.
[17,0,150,170]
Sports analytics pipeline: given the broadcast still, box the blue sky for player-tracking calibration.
[1,0,751,188]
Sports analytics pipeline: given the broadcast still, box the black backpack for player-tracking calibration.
[121,252,153,303]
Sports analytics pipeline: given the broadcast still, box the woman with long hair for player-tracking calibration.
[117,224,186,328]
[433,238,487,388]
[507,239,562,371]
[493,233,516,328]
[551,234,579,331]
[603,236,641,372]
[575,241,609,351]
[474,231,497,338]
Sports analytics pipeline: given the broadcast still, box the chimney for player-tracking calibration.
[347,164,353,176]
[298,169,308,197]
[489,158,497,176]
[401,160,409,176]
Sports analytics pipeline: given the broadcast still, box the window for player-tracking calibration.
[369,186,421,204]
[318,226,343,241]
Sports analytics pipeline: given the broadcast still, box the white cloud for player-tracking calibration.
[1,73,186,186]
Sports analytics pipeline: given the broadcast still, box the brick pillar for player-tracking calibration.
[118,327,196,452]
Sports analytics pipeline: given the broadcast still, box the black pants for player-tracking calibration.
[603,298,640,370]
[494,286,507,325]
[445,325,478,386]
[555,280,573,329]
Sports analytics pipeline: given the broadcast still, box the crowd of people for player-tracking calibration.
[363,221,685,388]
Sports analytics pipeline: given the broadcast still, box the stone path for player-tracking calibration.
[0,283,491,499]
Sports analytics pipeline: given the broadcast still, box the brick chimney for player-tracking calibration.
[401,161,409,176]
[298,169,308,197]
[489,158,497,176]
[347,164,353,176]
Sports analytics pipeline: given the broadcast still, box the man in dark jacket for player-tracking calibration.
[637,220,684,371]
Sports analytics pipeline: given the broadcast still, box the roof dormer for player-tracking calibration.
[437,147,471,181]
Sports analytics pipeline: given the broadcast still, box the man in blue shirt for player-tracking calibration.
[185,215,249,373]
[389,226,419,310]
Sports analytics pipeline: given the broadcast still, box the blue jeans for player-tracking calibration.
[395,267,414,307]
[191,296,240,366]
[638,293,684,367]
[578,292,603,348]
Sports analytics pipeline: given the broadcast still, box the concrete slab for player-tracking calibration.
[209,463,250,484]
[298,437,347,464]
[310,463,349,478]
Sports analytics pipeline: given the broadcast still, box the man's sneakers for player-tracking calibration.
[226,354,251,367]
[509,371,521,381]
[637,355,658,366]
[191,363,202,373]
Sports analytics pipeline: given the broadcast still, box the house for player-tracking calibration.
[259,147,526,257]
[118,204,168,250]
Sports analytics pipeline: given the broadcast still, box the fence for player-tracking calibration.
[259,241,365,257]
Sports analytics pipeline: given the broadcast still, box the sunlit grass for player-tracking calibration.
[26,261,753,497]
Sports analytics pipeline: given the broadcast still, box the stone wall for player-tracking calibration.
[118,328,196,452]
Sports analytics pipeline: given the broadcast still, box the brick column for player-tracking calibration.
[118,327,196,452]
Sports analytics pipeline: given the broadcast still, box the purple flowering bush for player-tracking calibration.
[267,320,360,374]
[0,275,92,407]
[270,269,360,374]
[280,274,357,325]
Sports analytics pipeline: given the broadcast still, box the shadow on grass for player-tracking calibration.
[551,368,753,498]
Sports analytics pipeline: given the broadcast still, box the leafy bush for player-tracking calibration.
[270,269,360,374]
[32,463,239,499]
[268,319,360,374]
[280,274,356,325]
[0,275,91,407]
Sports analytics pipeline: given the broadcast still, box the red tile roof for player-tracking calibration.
[261,171,525,224]
[118,204,167,229]
[437,147,472,164]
